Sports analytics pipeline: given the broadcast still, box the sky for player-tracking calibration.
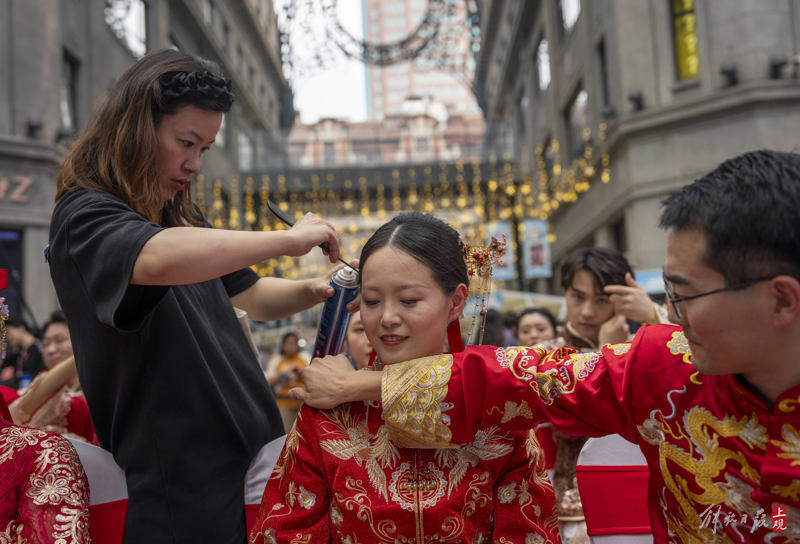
[289,0,368,124]
[293,59,368,124]
[115,1,367,124]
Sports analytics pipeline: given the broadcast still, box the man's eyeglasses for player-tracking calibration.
[662,272,777,319]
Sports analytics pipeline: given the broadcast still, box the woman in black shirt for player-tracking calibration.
[48,48,343,544]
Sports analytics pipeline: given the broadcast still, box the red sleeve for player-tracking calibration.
[66,395,97,445]
[0,386,18,404]
[382,326,683,447]
[491,429,560,542]
[455,343,641,441]
[249,405,331,543]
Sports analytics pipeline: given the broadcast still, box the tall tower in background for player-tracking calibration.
[362,0,480,120]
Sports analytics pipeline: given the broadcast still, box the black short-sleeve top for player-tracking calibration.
[48,189,282,542]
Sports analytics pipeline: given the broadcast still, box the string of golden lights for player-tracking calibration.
[196,124,611,281]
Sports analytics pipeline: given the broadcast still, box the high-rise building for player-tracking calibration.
[362,0,480,120]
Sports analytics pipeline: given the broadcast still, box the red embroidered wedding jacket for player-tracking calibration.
[379,325,800,543]
[249,395,559,543]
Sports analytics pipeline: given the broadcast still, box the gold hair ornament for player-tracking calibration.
[463,234,507,345]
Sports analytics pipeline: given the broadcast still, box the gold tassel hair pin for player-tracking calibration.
[462,235,507,345]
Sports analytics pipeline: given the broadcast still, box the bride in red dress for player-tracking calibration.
[249,212,559,543]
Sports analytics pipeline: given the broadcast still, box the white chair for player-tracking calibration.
[69,433,288,539]
[575,434,653,544]
[244,434,287,531]
[67,438,128,544]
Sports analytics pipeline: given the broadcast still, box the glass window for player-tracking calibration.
[597,39,610,106]
[566,88,588,160]
[204,0,214,26]
[59,50,79,134]
[560,0,581,32]
[536,38,550,91]
[236,46,244,72]
[217,114,226,148]
[104,0,147,57]
[671,0,700,80]
[0,230,23,319]
[221,22,230,48]
[384,3,406,14]
[323,142,336,165]
[514,88,528,138]
[238,131,253,171]
[543,137,558,198]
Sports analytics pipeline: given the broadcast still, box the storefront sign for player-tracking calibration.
[0,176,33,203]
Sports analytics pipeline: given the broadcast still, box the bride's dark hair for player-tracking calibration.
[359,211,469,295]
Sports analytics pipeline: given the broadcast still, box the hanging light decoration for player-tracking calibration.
[276,0,481,84]
[197,128,613,281]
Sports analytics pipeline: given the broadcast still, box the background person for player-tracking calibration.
[343,310,372,369]
[559,247,628,350]
[515,307,558,347]
[250,212,559,544]
[0,317,44,388]
[265,331,309,431]
[47,48,343,544]
[502,310,518,346]
[9,311,95,443]
[548,246,664,542]
[515,305,560,486]
[477,307,507,346]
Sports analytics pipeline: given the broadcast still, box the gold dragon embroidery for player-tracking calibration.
[774,424,800,467]
[643,406,768,541]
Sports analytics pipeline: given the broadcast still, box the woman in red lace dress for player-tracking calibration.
[0,293,90,543]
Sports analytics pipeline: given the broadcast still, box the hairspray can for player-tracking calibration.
[313,266,359,358]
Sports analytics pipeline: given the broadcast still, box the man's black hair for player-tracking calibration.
[560,247,633,292]
[660,149,800,283]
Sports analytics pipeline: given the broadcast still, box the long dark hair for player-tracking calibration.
[359,212,469,295]
[57,48,234,226]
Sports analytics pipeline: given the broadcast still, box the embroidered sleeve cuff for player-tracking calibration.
[381,354,455,448]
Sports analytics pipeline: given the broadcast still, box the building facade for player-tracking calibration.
[286,96,485,166]
[475,0,800,293]
[363,0,481,120]
[0,0,290,327]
